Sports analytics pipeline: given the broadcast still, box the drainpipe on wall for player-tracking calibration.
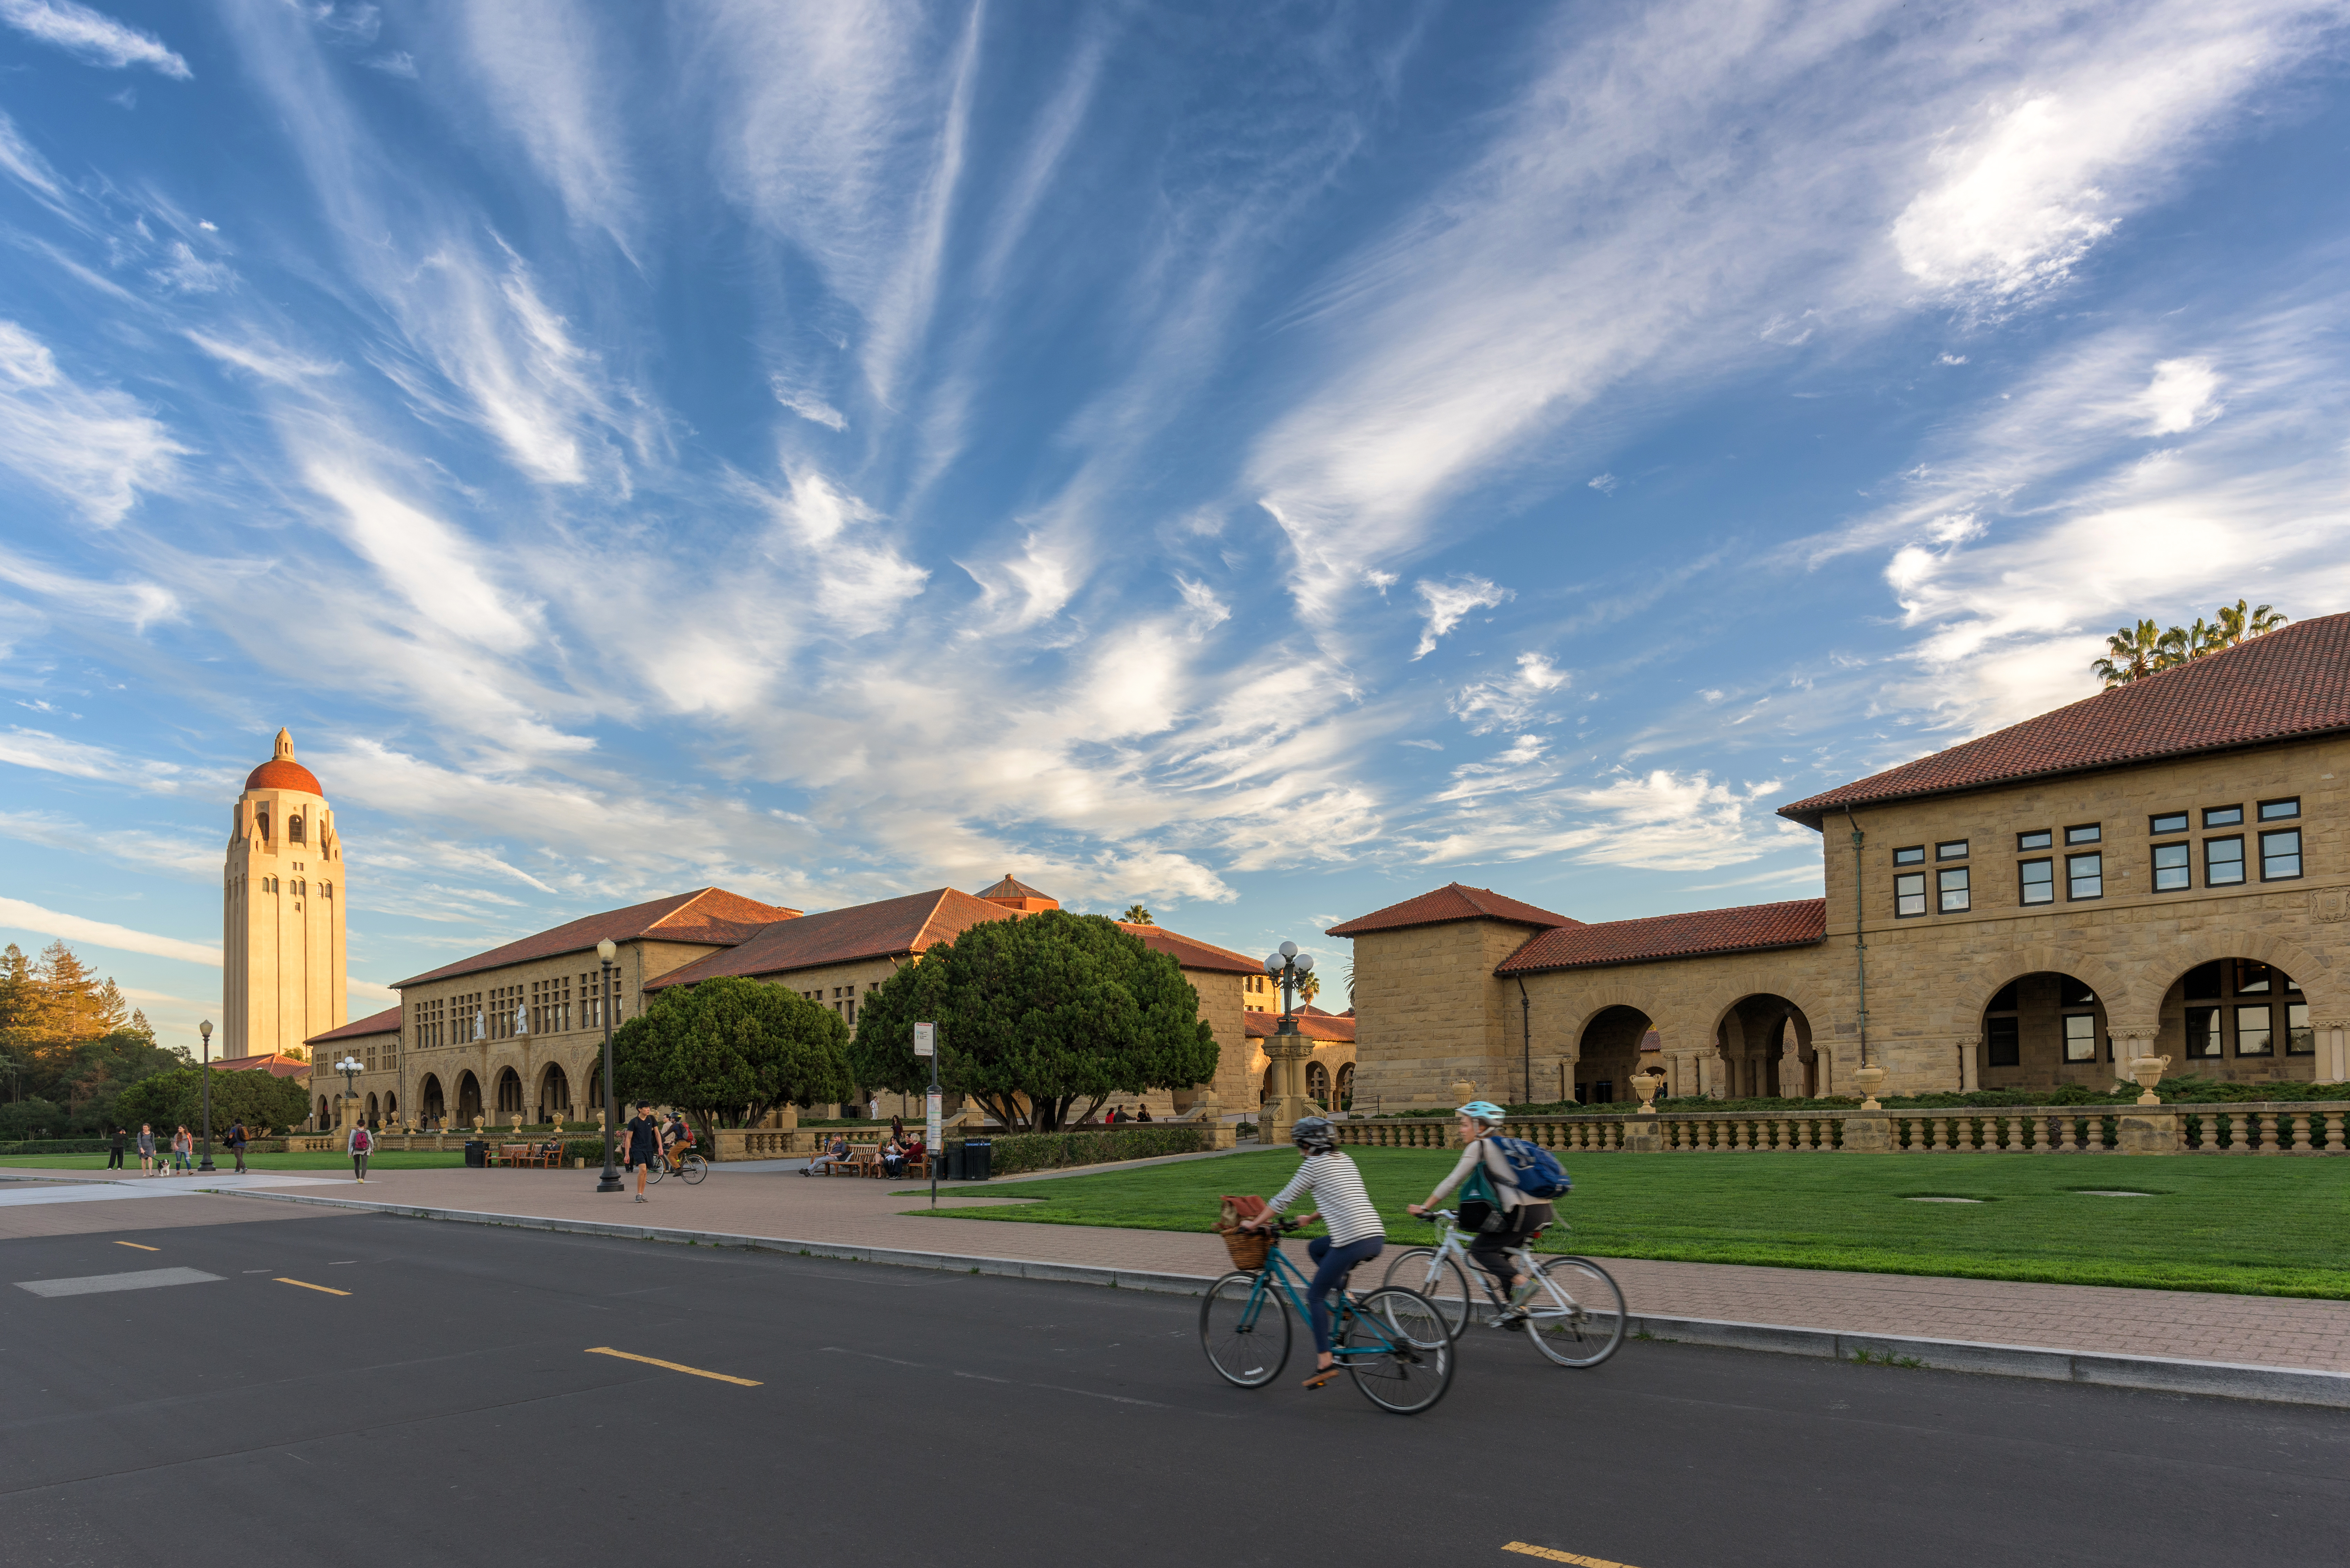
[1518,978,1532,1106]
[1844,804,1868,1068]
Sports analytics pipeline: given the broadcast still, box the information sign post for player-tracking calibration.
[915,1022,941,1207]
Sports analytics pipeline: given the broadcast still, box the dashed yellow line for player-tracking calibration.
[275,1277,350,1296]
[113,1241,159,1252]
[585,1347,761,1387]
[1504,1544,1641,1568]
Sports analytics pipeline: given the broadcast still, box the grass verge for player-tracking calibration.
[916,1147,2350,1299]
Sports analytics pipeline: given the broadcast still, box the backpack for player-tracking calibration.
[1488,1135,1571,1199]
[353,1129,371,1154]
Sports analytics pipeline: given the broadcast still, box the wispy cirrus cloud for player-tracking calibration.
[0,0,190,78]
[0,321,186,524]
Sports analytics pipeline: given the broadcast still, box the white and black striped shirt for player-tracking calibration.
[1264,1150,1384,1246]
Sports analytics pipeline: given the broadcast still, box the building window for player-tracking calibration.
[2149,811,2189,835]
[2062,1014,2097,1062]
[2287,1002,2315,1056]
[289,813,305,844]
[2259,827,2302,880]
[2066,852,2102,899]
[1894,872,1927,917]
[2150,841,2190,892]
[2064,823,2101,846]
[1936,840,1968,861]
[2204,804,2243,828]
[1937,866,1970,912]
[2235,1005,2273,1057]
[2258,797,2300,821]
[2234,959,2277,995]
[2016,829,2052,851]
[2184,1007,2222,1059]
[2019,858,2054,904]
[2205,835,2245,885]
[1892,845,1925,866]
[1986,1015,2020,1067]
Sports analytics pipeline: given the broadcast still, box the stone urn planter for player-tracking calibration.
[1632,1070,1667,1114]
[2128,1053,2173,1106]
[1851,1063,1887,1110]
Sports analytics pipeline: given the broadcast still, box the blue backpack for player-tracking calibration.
[1489,1136,1572,1199]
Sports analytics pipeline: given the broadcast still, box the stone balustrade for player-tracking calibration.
[1329,1102,2350,1155]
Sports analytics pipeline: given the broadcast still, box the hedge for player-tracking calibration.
[982,1125,1210,1176]
[0,1138,115,1156]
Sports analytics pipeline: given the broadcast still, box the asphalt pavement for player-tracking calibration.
[2,1210,2343,1568]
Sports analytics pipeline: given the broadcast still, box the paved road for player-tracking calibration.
[2,1211,2342,1568]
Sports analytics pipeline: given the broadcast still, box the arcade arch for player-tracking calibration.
[419,1074,445,1125]
[1977,971,2110,1091]
[1576,1005,1651,1104]
[1712,993,1812,1099]
[2157,958,2313,1078]
[539,1063,572,1122]
[495,1067,523,1118]
[455,1070,482,1124]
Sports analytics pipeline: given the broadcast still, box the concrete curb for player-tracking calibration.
[217,1187,2350,1409]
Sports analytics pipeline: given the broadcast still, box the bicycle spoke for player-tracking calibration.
[1200,1271,1290,1388]
[1338,1288,1455,1414]
[1527,1257,1626,1368]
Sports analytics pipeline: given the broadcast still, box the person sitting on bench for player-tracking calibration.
[802,1135,852,1176]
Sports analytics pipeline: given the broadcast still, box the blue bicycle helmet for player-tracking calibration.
[1456,1100,1507,1125]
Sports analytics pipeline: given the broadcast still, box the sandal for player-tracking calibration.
[1300,1364,1339,1390]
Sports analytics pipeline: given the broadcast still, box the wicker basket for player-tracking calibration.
[1219,1228,1272,1272]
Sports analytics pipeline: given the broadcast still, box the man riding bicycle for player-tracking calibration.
[663,1111,693,1168]
[1407,1101,1553,1323]
[1241,1115,1384,1389]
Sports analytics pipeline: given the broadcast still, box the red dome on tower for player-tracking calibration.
[244,729,322,795]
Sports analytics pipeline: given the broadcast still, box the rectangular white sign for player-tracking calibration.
[926,1090,942,1152]
[913,1022,936,1058]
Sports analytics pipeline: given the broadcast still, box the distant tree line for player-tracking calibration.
[0,941,189,1138]
[2093,599,2286,687]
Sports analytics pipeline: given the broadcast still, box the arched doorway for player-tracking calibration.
[2159,959,2312,1083]
[316,1095,330,1126]
[1335,1062,1355,1112]
[456,1070,482,1124]
[1260,1063,1277,1105]
[1305,1060,1330,1107]
[495,1067,523,1118]
[539,1063,571,1123]
[364,1092,378,1127]
[1715,995,1813,1099]
[1979,972,2109,1090]
[1576,1006,1652,1103]
[382,1092,398,1127]
[420,1074,445,1126]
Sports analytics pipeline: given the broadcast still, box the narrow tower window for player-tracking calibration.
[289,813,305,844]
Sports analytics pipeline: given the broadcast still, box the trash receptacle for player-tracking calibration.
[961,1140,991,1181]
[464,1139,488,1168]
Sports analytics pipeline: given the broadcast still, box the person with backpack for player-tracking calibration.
[347,1120,373,1182]
[227,1119,249,1175]
[1408,1101,1568,1324]
[1240,1115,1385,1390]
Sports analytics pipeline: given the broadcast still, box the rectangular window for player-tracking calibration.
[1894,872,1926,917]
[2065,823,2101,845]
[2287,1002,2315,1056]
[2017,829,2052,851]
[2258,796,2300,821]
[2184,1007,2222,1059]
[2234,1004,2273,1057]
[2205,836,2244,885]
[2150,841,2191,891]
[2149,812,2189,835]
[2259,827,2302,880]
[2234,959,2273,995]
[2204,804,2243,828]
[2184,961,2223,1000]
[1936,839,1969,861]
[2066,851,2103,899]
[2062,1014,2097,1062]
[1986,1015,2020,1067]
[2019,858,2055,904]
[1892,845,1925,866]
[1937,866,1970,912]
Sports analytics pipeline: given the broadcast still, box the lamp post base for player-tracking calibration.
[197,1158,216,1173]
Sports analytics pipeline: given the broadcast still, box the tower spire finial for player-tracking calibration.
[274,727,295,761]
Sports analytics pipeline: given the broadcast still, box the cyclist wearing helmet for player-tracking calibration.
[1408,1101,1552,1321]
[1242,1116,1384,1388]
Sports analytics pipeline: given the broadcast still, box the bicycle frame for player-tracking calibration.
[1237,1235,1413,1359]
[1420,1210,1569,1315]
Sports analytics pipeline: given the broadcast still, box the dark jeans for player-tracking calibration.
[107,1147,124,1169]
[1304,1235,1384,1354]
[231,1145,247,1173]
[1468,1202,1554,1292]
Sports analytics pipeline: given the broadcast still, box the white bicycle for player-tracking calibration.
[1382,1207,1626,1367]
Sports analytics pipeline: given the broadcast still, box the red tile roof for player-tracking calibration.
[1114,921,1260,975]
[1244,1006,1357,1043]
[1325,882,1577,938]
[305,1005,403,1044]
[976,873,1057,904]
[1779,615,2350,826]
[210,1052,317,1078]
[1497,898,1826,974]
[646,889,1017,988]
[391,889,801,989]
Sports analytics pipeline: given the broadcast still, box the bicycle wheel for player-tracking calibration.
[1381,1247,1473,1340]
[1526,1256,1626,1368]
[1200,1271,1290,1388]
[1339,1288,1454,1414]
[644,1157,666,1185]
[680,1154,708,1185]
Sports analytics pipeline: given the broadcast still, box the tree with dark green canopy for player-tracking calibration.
[850,910,1219,1132]
[117,1065,309,1139]
[611,976,854,1139]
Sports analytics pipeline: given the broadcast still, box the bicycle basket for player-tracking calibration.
[1214,1195,1272,1271]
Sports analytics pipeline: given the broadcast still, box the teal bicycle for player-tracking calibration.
[1198,1221,1455,1414]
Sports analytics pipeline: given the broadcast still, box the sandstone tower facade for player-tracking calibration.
[224,729,347,1057]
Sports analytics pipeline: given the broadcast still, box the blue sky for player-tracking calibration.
[2,0,2347,1051]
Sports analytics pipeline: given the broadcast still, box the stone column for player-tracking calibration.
[1960,1033,1982,1093]
[2318,1020,2350,1085]
[1261,1023,1314,1146]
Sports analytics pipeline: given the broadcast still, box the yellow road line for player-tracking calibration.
[1504,1544,1641,1568]
[275,1277,350,1296]
[584,1346,761,1387]
[114,1241,160,1252]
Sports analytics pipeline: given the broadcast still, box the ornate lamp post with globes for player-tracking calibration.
[595,938,623,1193]
[1260,942,1317,1146]
[197,1019,217,1173]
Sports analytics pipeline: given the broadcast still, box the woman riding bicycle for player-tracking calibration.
[1407,1101,1552,1321]
[1242,1115,1384,1389]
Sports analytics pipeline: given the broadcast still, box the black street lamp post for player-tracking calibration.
[1259,941,1317,1142]
[596,938,623,1192]
[197,1019,217,1173]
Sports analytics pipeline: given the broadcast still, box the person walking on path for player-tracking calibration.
[137,1123,155,1175]
[171,1126,194,1174]
[106,1127,126,1170]
[623,1102,661,1202]
[227,1119,249,1175]
[347,1120,372,1182]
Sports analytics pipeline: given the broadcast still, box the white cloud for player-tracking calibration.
[0,321,185,525]
[184,329,340,384]
[1587,472,1618,494]
[305,465,541,653]
[0,728,193,788]
[1451,652,1569,733]
[149,240,236,294]
[2137,357,2222,435]
[0,896,220,967]
[773,380,848,431]
[363,50,415,78]
[0,108,64,199]
[0,810,219,877]
[1412,575,1509,659]
[1174,576,1230,639]
[448,0,636,254]
[0,0,191,78]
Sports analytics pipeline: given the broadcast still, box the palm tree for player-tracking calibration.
[2212,600,2287,647]
[2091,620,2167,687]
[1297,972,1320,1006]
[1121,905,1153,925]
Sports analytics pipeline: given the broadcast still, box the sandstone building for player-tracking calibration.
[222,729,347,1062]
[1336,613,2350,1107]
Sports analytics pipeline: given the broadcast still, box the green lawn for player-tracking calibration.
[921,1148,2350,1299]
[0,1151,467,1171]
